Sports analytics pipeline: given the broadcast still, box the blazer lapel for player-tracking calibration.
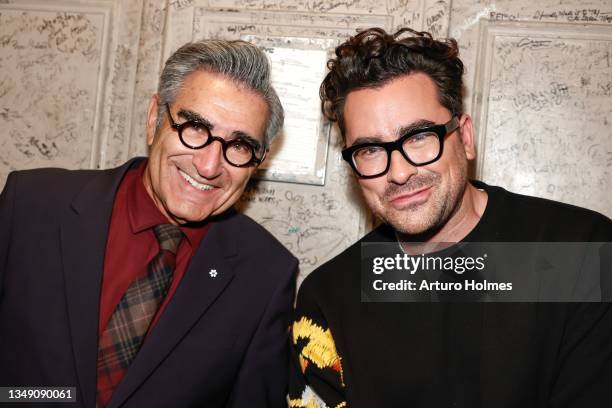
[108,216,239,408]
[60,159,143,408]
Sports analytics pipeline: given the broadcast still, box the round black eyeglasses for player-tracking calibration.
[341,117,459,179]
[165,103,266,168]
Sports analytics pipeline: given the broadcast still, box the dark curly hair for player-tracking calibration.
[321,27,464,139]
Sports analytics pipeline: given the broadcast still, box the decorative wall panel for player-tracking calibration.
[472,21,612,217]
[0,1,112,180]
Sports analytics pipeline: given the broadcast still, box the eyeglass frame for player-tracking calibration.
[341,116,460,179]
[165,103,267,168]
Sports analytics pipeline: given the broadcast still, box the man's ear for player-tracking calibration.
[458,114,476,160]
[146,94,160,147]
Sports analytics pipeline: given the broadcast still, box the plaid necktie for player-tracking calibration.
[96,224,183,407]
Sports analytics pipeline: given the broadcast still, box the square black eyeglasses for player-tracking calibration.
[341,116,459,179]
[165,103,266,168]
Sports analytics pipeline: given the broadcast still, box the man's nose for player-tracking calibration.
[192,139,224,179]
[386,150,418,184]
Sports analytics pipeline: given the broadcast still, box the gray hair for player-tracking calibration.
[156,39,284,148]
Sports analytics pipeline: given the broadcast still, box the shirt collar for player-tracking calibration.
[127,160,208,247]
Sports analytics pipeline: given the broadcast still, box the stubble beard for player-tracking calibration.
[373,167,468,238]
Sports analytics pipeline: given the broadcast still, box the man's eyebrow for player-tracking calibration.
[348,119,437,147]
[396,119,436,137]
[350,135,386,146]
[178,108,263,151]
[231,130,262,151]
[177,109,213,129]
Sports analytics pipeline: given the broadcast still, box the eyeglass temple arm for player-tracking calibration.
[446,116,460,133]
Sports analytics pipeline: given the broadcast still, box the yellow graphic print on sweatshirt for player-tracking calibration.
[292,316,344,386]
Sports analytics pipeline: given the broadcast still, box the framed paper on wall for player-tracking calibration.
[242,35,335,186]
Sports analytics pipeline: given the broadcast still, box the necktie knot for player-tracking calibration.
[153,223,183,254]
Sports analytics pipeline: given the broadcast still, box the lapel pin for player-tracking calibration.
[209,269,218,278]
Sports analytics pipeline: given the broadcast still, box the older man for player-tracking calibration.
[289,27,612,407]
[0,39,297,407]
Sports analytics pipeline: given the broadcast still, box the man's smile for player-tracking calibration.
[388,185,432,209]
[178,168,216,191]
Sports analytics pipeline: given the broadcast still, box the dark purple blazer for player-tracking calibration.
[0,158,298,407]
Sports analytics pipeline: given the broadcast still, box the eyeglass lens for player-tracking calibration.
[352,130,441,177]
[179,123,255,166]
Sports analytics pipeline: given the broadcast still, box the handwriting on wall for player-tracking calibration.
[192,8,391,42]
[533,8,612,23]
[208,0,387,14]
[487,8,612,23]
[479,27,612,218]
[129,0,167,159]
[0,7,104,184]
[236,174,364,280]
